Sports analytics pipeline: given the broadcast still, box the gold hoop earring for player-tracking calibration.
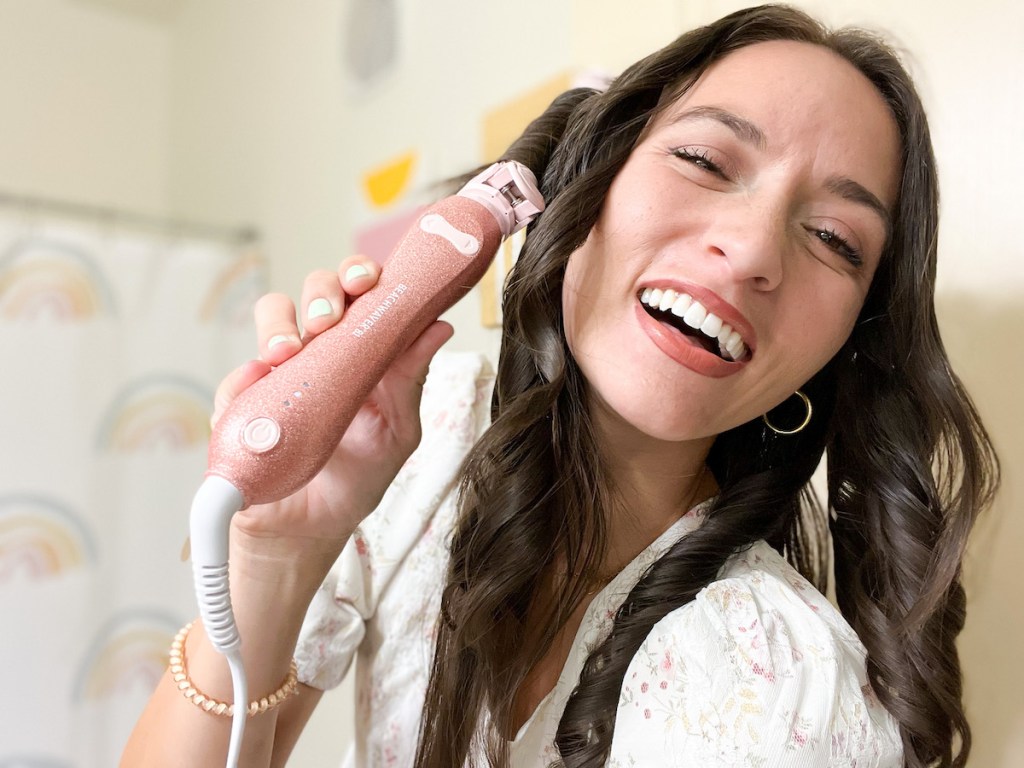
[762,390,813,435]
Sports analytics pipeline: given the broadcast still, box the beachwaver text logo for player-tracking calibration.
[352,283,408,337]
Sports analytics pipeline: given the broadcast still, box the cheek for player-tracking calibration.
[826,290,866,351]
[560,237,615,352]
[785,294,862,377]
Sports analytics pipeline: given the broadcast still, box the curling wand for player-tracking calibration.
[187,161,544,767]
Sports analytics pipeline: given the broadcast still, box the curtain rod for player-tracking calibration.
[0,189,258,244]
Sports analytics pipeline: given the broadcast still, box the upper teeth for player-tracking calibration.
[640,287,749,361]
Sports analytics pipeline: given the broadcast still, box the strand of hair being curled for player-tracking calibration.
[414,6,999,768]
[414,84,611,768]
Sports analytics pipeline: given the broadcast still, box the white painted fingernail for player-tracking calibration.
[268,334,298,349]
[345,264,370,282]
[307,298,333,320]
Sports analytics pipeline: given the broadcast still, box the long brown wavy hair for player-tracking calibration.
[414,5,1000,767]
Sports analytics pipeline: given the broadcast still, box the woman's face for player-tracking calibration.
[562,40,901,443]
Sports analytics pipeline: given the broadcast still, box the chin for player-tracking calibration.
[589,384,721,445]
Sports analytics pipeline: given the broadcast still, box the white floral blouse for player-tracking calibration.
[295,351,903,767]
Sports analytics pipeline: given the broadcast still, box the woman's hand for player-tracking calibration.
[211,255,453,562]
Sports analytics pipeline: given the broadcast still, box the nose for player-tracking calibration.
[704,199,787,291]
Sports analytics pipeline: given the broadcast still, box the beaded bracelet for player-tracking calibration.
[169,621,299,717]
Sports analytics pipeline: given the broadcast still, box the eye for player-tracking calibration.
[809,225,863,267]
[671,147,727,178]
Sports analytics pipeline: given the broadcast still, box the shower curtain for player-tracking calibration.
[0,205,266,767]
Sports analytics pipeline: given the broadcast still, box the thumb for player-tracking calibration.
[385,319,456,415]
[373,320,454,444]
[391,320,455,386]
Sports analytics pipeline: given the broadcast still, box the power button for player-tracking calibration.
[242,416,281,453]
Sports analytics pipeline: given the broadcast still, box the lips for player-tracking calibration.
[639,287,750,361]
[634,283,755,378]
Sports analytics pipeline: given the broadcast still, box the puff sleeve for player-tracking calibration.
[607,542,903,767]
[293,351,493,691]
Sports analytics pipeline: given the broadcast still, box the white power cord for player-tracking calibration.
[190,476,247,768]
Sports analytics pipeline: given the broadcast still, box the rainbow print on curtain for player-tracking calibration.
[73,610,181,703]
[95,375,213,453]
[199,251,266,325]
[0,495,97,584]
[0,236,116,321]
[0,207,263,767]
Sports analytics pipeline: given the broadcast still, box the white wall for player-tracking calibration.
[0,0,171,213]
[166,0,574,363]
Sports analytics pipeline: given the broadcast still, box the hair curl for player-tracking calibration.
[414,5,999,767]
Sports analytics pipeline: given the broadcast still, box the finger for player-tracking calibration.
[211,359,273,428]
[300,269,344,338]
[337,255,381,298]
[254,292,301,364]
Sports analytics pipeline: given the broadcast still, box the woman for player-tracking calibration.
[124,5,998,767]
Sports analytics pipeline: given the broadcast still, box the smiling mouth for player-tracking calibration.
[639,287,751,362]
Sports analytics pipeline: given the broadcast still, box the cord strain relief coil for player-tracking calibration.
[193,562,241,652]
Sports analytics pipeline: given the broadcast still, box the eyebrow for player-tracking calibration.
[824,176,892,240]
[666,105,892,238]
[668,106,767,151]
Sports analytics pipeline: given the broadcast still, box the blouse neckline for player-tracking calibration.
[507,497,713,746]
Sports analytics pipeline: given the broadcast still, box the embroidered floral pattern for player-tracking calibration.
[608,546,903,766]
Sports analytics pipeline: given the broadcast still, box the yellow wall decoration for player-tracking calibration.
[362,150,418,209]
[479,72,574,327]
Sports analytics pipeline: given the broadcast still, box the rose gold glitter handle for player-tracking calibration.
[206,184,534,508]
